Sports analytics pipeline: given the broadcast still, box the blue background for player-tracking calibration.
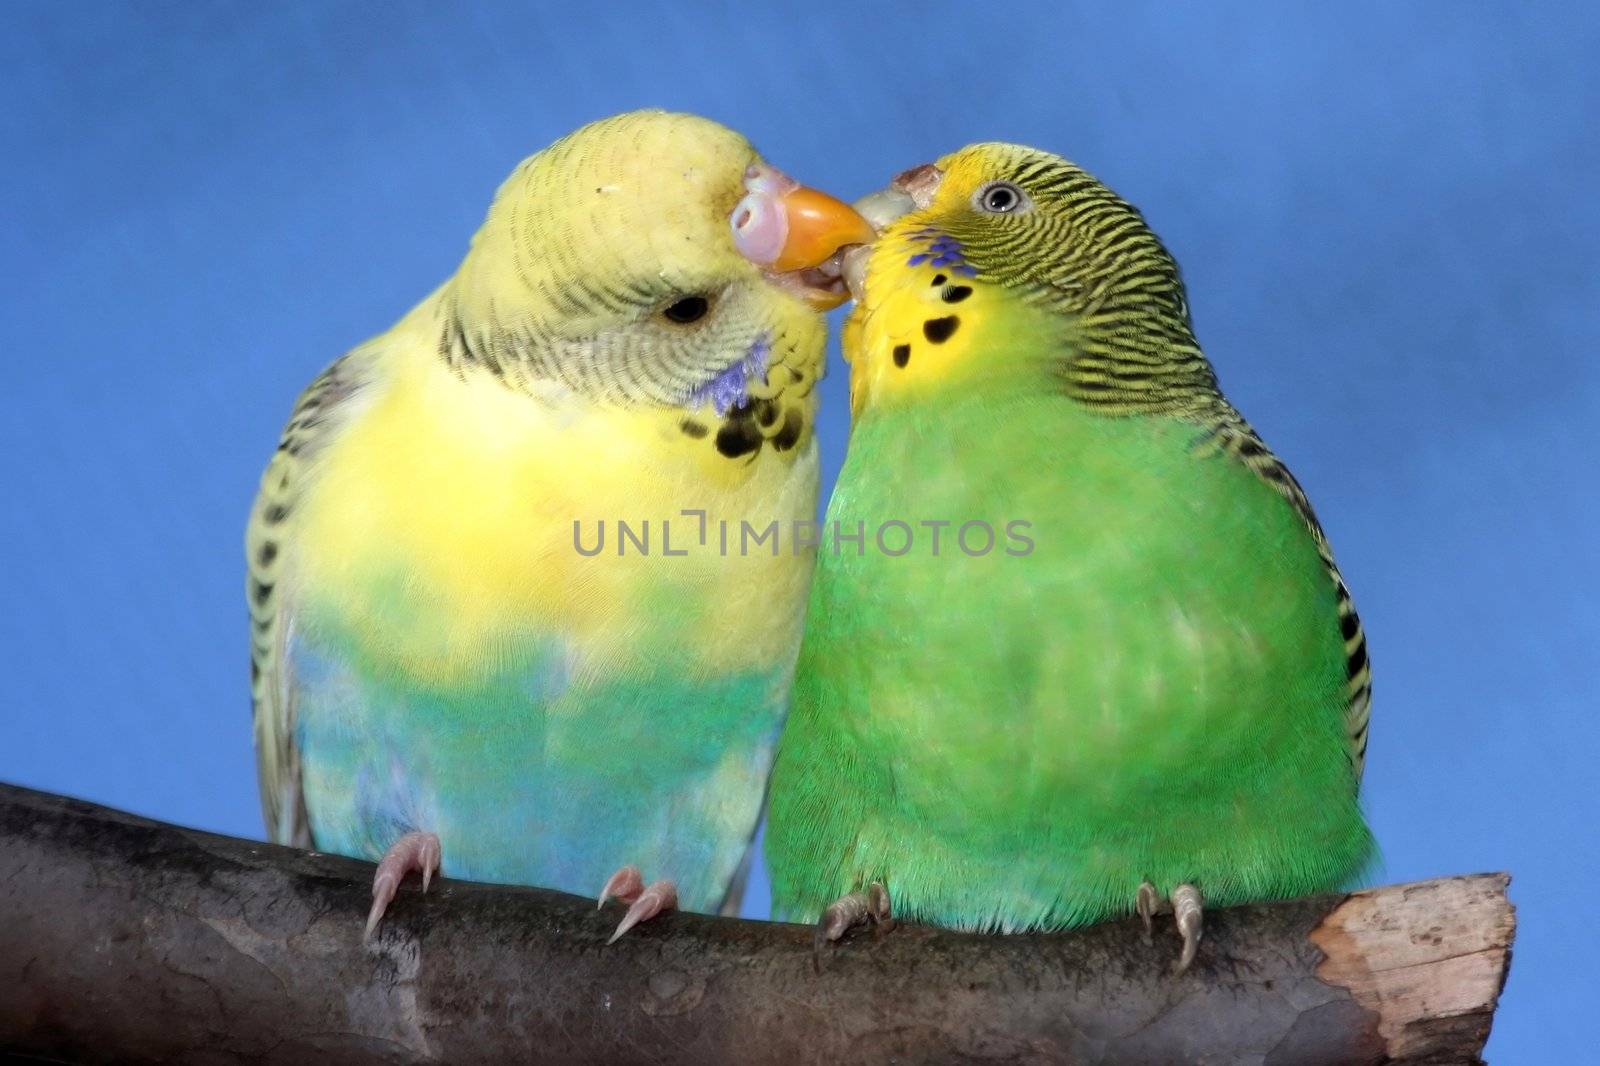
[3,3,1593,1057]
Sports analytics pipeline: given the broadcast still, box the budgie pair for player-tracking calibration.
[250,111,1373,967]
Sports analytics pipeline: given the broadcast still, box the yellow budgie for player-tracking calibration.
[246,110,872,939]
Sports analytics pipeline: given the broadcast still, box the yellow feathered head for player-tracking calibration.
[443,111,870,458]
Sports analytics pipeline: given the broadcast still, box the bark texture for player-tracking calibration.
[0,783,1513,1065]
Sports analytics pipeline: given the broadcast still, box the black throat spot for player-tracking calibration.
[923,316,960,344]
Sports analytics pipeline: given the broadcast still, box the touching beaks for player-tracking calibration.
[837,163,942,304]
[732,163,877,309]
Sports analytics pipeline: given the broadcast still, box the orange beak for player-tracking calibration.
[731,163,876,309]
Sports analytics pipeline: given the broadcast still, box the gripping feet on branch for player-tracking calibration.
[1136,879,1205,974]
[813,881,894,972]
[597,865,678,945]
[366,831,442,939]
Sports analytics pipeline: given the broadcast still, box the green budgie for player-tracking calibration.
[765,146,1375,970]
[246,110,872,939]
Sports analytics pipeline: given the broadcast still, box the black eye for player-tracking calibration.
[977,181,1026,214]
[662,296,710,324]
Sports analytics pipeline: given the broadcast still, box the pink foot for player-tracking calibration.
[596,864,677,945]
[365,831,442,938]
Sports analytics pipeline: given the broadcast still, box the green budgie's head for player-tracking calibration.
[843,143,1217,417]
[443,110,872,454]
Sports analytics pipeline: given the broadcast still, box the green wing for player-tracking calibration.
[247,347,379,845]
[1056,326,1371,783]
[951,156,1372,783]
[1190,402,1373,781]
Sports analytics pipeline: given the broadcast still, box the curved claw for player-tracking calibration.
[607,880,677,945]
[366,879,397,940]
[598,864,644,909]
[1136,880,1161,945]
[812,881,893,972]
[417,834,442,894]
[866,882,895,935]
[364,831,442,940]
[1172,883,1204,974]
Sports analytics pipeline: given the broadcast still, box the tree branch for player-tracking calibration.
[0,783,1512,1065]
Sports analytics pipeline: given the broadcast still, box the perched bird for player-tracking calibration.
[765,146,1375,970]
[247,110,873,939]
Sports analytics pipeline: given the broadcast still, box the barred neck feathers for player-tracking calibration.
[946,158,1220,417]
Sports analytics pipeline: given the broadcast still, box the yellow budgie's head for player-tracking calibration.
[842,143,1214,417]
[445,110,872,459]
